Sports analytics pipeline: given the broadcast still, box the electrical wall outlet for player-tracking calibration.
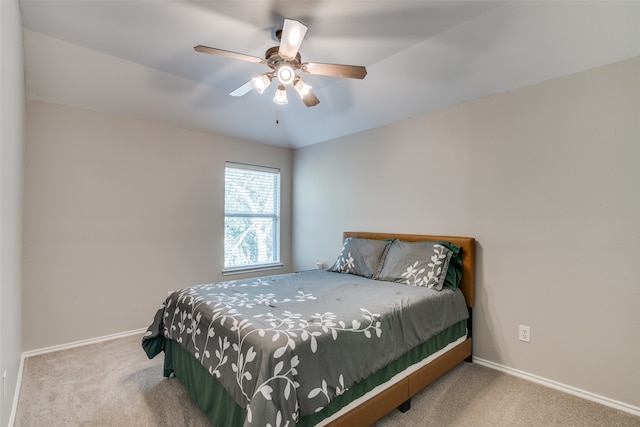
[519,325,531,343]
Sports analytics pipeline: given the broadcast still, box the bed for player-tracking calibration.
[142,231,476,426]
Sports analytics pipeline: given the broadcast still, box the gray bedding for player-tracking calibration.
[143,269,468,426]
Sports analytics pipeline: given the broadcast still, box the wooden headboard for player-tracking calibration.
[343,232,476,308]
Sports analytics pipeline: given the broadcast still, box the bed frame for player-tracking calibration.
[324,232,476,427]
[154,231,475,426]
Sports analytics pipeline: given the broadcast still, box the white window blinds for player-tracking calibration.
[224,162,281,271]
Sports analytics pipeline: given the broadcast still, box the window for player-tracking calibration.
[224,162,281,272]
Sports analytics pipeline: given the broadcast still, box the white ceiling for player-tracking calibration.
[19,1,640,148]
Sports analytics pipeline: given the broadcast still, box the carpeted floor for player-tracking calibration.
[14,334,640,426]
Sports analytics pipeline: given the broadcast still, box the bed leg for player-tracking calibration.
[397,399,411,413]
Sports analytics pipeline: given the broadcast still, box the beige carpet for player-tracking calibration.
[14,335,639,427]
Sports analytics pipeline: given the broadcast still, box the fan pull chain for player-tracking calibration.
[275,105,280,124]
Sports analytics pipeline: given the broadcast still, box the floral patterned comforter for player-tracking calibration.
[142,270,468,427]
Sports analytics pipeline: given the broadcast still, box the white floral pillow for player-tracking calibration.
[329,237,392,279]
[378,240,453,290]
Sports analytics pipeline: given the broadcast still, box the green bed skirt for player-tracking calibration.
[163,320,467,426]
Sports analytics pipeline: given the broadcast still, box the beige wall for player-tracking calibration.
[22,101,293,350]
[293,57,640,408]
[0,0,25,424]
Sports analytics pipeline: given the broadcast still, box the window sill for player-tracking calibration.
[222,263,284,276]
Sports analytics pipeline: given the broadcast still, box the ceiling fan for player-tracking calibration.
[194,18,367,107]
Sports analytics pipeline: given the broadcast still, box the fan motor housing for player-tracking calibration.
[265,46,301,70]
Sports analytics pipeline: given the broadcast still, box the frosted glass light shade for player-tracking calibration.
[293,78,312,98]
[273,85,288,105]
[251,74,272,94]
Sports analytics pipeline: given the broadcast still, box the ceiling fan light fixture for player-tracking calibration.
[273,85,288,105]
[293,77,312,98]
[195,17,367,109]
[276,65,295,85]
[251,74,272,94]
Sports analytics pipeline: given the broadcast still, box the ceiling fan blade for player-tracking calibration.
[194,45,265,64]
[301,89,320,107]
[230,80,255,97]
[301,62,367,79]
[278,19,308,60]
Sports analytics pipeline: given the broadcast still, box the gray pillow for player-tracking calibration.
[329,237,392,279]
[378,240,453,290]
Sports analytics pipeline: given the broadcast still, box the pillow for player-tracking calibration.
[329,237,392,279]
[435,240,463,290]
[378,240,453,290]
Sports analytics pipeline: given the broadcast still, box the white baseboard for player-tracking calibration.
[7,355,24,427]
[473,357,640,417]
[9,328,148,426]
[21,328,147,358]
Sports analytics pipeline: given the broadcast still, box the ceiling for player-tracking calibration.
[19,1,640,149]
